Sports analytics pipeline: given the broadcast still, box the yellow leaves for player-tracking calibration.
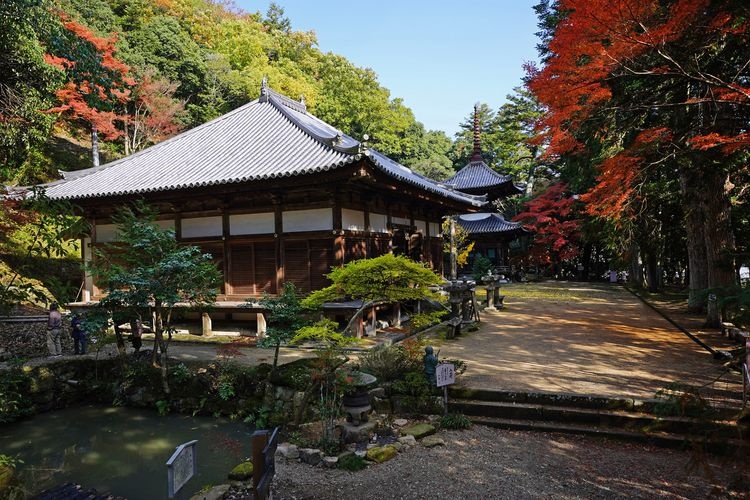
[457,242,474,266]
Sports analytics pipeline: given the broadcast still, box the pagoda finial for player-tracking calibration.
[471,102,482,162]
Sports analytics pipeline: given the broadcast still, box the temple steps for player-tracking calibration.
[447,388,748,452]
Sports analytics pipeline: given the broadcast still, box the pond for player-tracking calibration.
[0,405,254,499]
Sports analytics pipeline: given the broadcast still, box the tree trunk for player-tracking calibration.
[700,169,736,327]
[153,305,170,394]
[629,243,643,287]
[91,127,100,168]
[680,169,708,312]
[645,251,659,293]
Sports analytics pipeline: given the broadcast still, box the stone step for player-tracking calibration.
[466,416,748,453]
[448,387,740,419]
[449,399,742,438]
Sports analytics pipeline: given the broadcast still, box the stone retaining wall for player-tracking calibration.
[0,316,74,360]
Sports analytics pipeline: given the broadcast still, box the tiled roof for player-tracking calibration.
[445,160,517,191]
[456,213,525,234]
[43,87,484,207]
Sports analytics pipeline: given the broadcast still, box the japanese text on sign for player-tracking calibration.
[436,363,455,387]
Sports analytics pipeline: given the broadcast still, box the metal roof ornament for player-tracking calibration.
[471,102,483,162]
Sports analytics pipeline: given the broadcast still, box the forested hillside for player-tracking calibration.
[0,0,536,187]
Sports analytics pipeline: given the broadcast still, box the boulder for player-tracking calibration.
[393,418,408,427]
[299,448,322,466]
[398,435,417,447]
[421,435,445,448]
[322,456,339,468]
[366,445,398,463]
[276,442,300,460]
[402,423,436,439]
[227,461,253,481]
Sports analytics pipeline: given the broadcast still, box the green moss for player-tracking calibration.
[402,423,436,439]
[228,461,254,480]
[366,445,398,463]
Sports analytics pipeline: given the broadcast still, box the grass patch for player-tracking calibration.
[499,283,615,302]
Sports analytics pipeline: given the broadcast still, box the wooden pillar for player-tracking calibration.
[222,205,230,296]
[332,190,344,266]
[273,193,283,293]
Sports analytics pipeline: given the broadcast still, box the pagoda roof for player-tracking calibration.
[445,160,520,194]
[42,86,484,208]
[456,212,525,235]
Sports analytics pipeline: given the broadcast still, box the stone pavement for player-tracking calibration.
[435,281,742,403]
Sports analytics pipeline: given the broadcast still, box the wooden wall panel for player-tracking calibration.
[284,241,310,292]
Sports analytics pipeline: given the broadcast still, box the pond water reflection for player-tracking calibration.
[0,405,254,499]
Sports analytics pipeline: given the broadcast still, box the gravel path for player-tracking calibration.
[272,425,747,499]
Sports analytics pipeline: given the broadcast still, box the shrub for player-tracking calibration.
[170,363,192,384]
[409,310,447,332]
[440,413,472,430]
[155,399,170,416]
[0,359,31,423]
[654,383,713,418]
[338,453,368,471]
[472,254,493,281]
[358,344,410,382]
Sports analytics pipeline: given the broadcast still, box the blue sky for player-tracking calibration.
[236,1,540,136]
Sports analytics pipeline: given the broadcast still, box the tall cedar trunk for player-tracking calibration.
[629,243,643,287]
[701,170,736,327]
[680,169,708,312]
[645,251,659,293]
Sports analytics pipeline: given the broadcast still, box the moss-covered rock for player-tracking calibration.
[402,423,436,439]
[228,461,253,480]
[366,445,397,463]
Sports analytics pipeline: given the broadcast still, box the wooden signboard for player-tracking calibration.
[252,427,280,500]
[166,440,197,499]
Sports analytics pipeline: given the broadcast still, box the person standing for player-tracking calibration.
[47,303,63,356]
[71,314,86,355]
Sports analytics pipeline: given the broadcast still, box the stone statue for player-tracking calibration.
[423,346,438,385]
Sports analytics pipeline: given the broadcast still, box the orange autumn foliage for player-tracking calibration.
[44,13,134,139]
[528,0,750,220]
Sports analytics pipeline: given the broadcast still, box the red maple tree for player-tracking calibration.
[513,182,580,266]
[44,13,135,139]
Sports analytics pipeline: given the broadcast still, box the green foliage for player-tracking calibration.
[654,383,712,419]
[337,452,368,471]
[155,399,169,416]
[89,202,221,390]
[357,344,412,382]
[0,454,23,469]
[0,360,32,423]
[409,310,447,332]
[1,189,83,314]
[217,376,235,401]
[257,282,307,371]
[440,413,472,430]
[303,254,442,309]
[472,254,493,281]
[170,363,191,384]
[291,319,355,350]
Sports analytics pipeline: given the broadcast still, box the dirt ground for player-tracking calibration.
[435,282,742,404]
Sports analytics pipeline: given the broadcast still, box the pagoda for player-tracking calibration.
[449,104,525,270]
